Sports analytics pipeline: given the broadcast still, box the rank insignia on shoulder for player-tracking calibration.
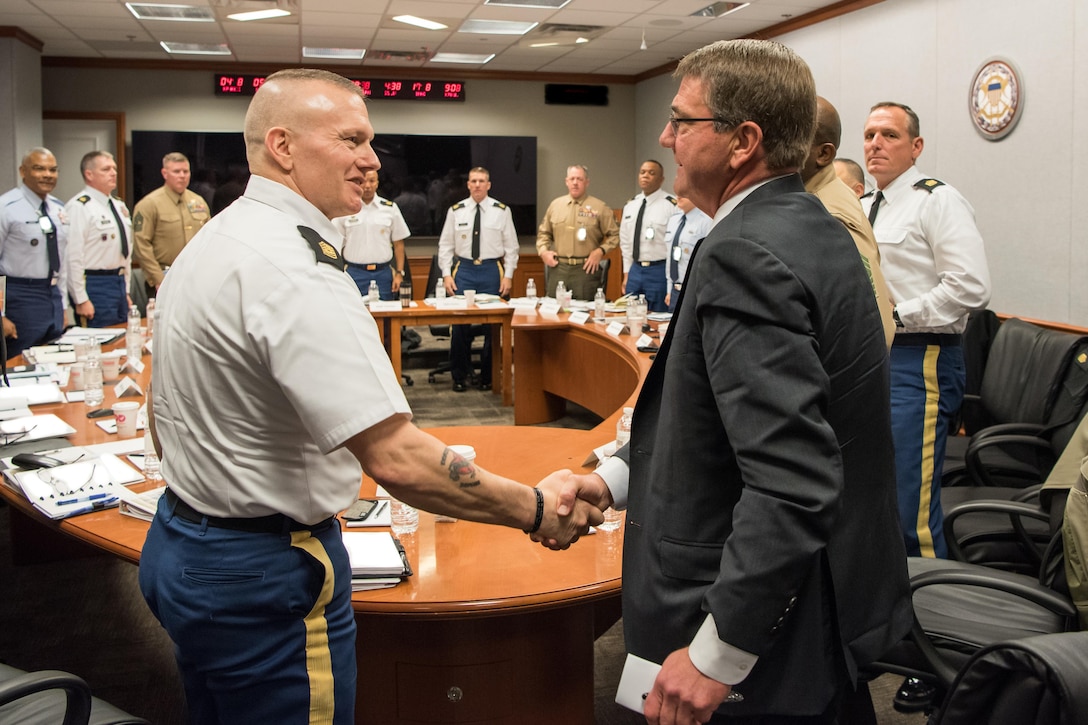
[666,195,678,205]
[76,195,91,205]
[492,201,507,210]
[860,190,874,199]
[297,225,346,271]
[380,199,394,207]
[451,201,465,210]
[914,178,945,192]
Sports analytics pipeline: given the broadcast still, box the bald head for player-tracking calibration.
[801,96,843,182]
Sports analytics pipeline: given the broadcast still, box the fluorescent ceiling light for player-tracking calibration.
[485,0,571,8]
[227,8,291,21]
[303,47,366,60]
[126,3,215,22]
[430,52,495,64]
[459,19,538,35]
[529,41,559,48]
[691,2,750,18]
[160,41,232,55]
[393,15,447,31]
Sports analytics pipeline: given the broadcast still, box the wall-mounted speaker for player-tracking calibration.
[544,84,609,106]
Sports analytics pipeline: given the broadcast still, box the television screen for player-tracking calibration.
[130,131,537,236]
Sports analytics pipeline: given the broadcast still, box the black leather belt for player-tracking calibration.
[892,333,962,347]
[457,256,500,266]
[165,488,333,534]
[346,261,389,272]
[636,260,665,267]
[6,276,54,287]
[85,268,124,276]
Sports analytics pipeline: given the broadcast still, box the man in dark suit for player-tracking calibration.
[545,40,912,724]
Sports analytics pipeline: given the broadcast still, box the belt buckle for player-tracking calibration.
[473,259,481,265]
[365,264,377,271]
[640,261,650,267]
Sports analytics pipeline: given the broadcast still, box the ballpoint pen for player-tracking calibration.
[393,536,413,577]
[372,500,388,519]
[57,492,114,506]
[67,497,119,516]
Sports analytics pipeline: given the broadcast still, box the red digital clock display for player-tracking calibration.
[215,74,465,101]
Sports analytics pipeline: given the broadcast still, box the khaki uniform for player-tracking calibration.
[536,193,618,299]
[132,186,210,288]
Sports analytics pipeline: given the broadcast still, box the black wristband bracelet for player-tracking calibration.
[524,487,544,534]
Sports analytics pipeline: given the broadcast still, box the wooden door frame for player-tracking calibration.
[42,111,127,201]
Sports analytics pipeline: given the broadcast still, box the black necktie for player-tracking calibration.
[867,190,884,226]
[39,201,59,276]
[669,214,687,281]
[471,204,481,261]
[108,198,129,258]
[632,198,647,263]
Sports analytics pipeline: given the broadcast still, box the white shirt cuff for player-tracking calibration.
[594,455,630,510]
[687,614,759,686]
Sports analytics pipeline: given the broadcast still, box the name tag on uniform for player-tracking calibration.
[343,216,362,227]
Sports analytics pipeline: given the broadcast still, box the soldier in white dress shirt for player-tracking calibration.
[332,169,410,300]
[619,160,676,312]
[437,167,519,392]
[65,150,133,327]
[663,197,713,312]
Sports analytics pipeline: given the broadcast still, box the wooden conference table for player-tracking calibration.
[1,310,658,724]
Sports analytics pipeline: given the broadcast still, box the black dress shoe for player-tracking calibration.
[477,381,492,391]
[893,676,937,713]
[452,380,468,393]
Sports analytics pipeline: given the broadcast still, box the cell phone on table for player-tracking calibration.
[343,498,379,522]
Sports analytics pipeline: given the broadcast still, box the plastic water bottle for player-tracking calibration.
[390,498,419,535]
[83,342,104,408]
[126,304,142,361]
[368,279,379,303]
[145,298,156,338]
[555,280,566,305]
[435,280,446,300]
[616,406,633,448]
[143,429,162,482]
[526,278,537,301]
[594,287,606,323]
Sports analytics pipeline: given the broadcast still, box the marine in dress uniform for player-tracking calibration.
[536,165,618,301]
[862,102,991,560]
[131,152,209,295]
[332,169,410,300]
[619,160,676,312]
[437,167,519,391]
[0,148,68,359]
[65,150,132,328]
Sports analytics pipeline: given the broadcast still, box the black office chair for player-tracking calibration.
[0,663,150,725]
[422,255,484,385]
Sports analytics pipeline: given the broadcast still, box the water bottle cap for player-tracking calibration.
[623,407,634,415]
[449,444,476,461]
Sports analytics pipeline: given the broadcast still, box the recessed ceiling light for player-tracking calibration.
[691,2,750,18]
[430,52,495,64]
[485,0,571,8]
[126,3,215,22]
[227,8,291,21]
[160,41,232,55]
[303,47,366,60]
[459,19,538,35]
[393,15,448,31]
[529,41,559,48]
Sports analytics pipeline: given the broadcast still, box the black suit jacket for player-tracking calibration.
[619,175,911,716]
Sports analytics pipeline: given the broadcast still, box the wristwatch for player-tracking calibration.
[393,268,405,276]
[892,307,904,328]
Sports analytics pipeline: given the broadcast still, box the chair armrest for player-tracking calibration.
[944,498,1050,564]
[0,669,92,725]
[969,422,1048,442]
[965,433,1054,487]
[909,567,1077,619]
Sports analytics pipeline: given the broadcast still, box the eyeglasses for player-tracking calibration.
[39,463,98,498]
[0,424,37,446]
[667,114,728,135]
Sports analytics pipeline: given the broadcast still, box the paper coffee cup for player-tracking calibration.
[101,355,121,381]
[464,290,476,306]
[113,401,140,438]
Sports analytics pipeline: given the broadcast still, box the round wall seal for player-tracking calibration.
[969,57,1023,141]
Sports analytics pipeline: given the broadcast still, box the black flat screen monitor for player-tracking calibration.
[130,131,537,236]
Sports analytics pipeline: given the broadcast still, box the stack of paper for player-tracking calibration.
[116,486,167,522]
[341,531,409,591]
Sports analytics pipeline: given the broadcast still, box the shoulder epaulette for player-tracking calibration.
[492,201,507,210]
[665,195,677,205]
[297,225,346,271]
[451,201,466,210]
[76,194,91,205]
[380,199,394,207]
[914,178,945,192]
[627,196,637,203]
[860,190,874,199]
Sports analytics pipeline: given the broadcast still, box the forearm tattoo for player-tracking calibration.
[441,447,480,488]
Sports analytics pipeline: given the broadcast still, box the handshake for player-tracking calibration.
[529,469,616,550]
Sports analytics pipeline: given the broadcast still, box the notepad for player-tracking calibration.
[341,531,405,577]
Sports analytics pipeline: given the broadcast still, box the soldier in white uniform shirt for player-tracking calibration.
[619,160,676,312]
[0,147,69,359]
[437,166,519,392]
[663,196,713,312]
[332,169,410,300]
[65,150,132,327]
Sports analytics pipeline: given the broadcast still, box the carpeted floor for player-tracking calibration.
[0,329,925,724]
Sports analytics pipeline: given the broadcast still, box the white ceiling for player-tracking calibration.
[2,0,850,77]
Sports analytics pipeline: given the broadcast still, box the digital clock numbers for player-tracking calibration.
[215,74,465,101]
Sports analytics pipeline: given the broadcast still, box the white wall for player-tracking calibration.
[1,37,43,189]
[40,67,637,253]
[628,0,1087,326]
